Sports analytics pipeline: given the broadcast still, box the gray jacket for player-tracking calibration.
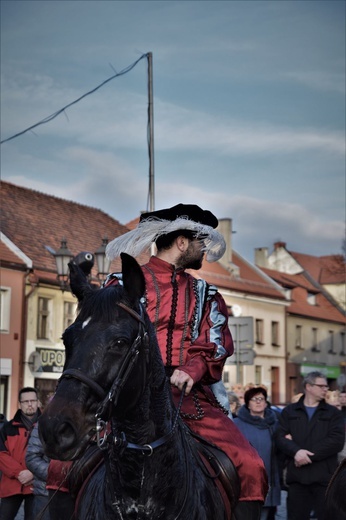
[25,422,50,496]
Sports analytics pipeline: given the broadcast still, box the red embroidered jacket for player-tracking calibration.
[142,256,234,384]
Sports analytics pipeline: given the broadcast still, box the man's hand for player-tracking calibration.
[170,369,194,395]
[294,449,314,467]
[17,469,34,486]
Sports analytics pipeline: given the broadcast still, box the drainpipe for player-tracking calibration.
[19,271,39,388]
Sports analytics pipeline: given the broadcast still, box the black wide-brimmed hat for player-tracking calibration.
[140,204,219,229]
[106,203,226,262]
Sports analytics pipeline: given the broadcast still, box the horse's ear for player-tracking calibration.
[68,261,94,302]
[121,253,145,303]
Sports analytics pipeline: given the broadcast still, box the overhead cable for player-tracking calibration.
[1,53,148,145]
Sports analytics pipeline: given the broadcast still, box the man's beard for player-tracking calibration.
[177,248,204,270]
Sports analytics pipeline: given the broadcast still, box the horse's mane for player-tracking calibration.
[76,285,140,324]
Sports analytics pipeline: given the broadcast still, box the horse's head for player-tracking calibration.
[39,253,152,460]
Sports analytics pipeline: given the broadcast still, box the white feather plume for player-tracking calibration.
[106,217,226,262]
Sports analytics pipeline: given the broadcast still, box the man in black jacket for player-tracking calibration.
[276,371,344,520]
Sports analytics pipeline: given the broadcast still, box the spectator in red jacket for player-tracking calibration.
[0,387,40,520]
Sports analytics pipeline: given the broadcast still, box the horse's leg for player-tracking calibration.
[232,501,263,520]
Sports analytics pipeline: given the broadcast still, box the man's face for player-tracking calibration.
[178,238,204,270]
[307,378,329,401]
[19,391,39,418]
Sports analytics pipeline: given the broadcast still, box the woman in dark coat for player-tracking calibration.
[234,387,281,520]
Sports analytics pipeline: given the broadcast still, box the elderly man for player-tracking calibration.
[105,203,268,519]
[276,371,344,520]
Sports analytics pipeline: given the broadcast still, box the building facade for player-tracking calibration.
[255,242,346,399]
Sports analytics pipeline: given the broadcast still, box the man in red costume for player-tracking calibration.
[105,203,268,519]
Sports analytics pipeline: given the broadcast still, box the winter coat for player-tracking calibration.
[25,422,50,496]
[0,409,39,498]
[275,395,344,486]
[46,460,73,493]
[234,405,281,507]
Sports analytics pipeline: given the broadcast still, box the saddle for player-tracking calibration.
[68,431,241,516]
[187,428,241,513]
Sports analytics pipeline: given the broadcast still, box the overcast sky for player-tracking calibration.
[1,0,345,262]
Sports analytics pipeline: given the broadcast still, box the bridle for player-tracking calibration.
[59,300,184,455]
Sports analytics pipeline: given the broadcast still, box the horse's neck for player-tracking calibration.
[112,374,173,447]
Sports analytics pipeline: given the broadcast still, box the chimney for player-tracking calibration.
[217,218,239,276]
[255,247,269,268]
[217,218,232,268]
[274,241,286,250]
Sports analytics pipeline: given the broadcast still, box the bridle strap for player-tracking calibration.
[112,383,186,456]
[117,302,145,325]
[60,368,106,400]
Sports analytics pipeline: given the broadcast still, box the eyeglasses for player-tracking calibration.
[310,384,329,390]
[250,397,266,403]
[20,399,38,405]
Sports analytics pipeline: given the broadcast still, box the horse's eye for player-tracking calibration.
[113,338,128,349]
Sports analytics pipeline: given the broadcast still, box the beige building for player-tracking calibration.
[256,242,346,399]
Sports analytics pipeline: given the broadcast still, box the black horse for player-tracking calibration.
[325,457,346,520]
[39,253,239,520]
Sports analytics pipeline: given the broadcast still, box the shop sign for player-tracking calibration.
[34,348,65,373]
[300,364,340,379]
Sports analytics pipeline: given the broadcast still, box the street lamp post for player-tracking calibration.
[52,238,111,291]
[94,237,111,282]
[53,238,73,292]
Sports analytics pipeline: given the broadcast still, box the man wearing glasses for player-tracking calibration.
[276,371,344,520]
[0,387,40,519]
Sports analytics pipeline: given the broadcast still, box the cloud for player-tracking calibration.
[283,70,346,95]
[154,102,345,154]
[2,67,344,157]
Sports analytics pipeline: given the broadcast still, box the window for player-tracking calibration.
[255,319,264,345]
[223,371,229,384]
[37,297,51,339]
[255,365,261,385]
[271,321,279,346]
[295,325,302,349]
[307,293,316,305]
[64,301,77,330]
[311,327,319,352]
[0,287,11,333]
[340,332,346,356]
[0,376,8,418]
[328,330,335,354]
[285,289,292,300]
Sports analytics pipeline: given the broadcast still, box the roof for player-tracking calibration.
[192,252,286,301]
[0,181,130,278]
[262,267,345,324]
[0,240,27,270]
[290,251,345,285]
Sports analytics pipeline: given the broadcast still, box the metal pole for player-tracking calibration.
[148,52,155,212]
[236,323,240,384]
